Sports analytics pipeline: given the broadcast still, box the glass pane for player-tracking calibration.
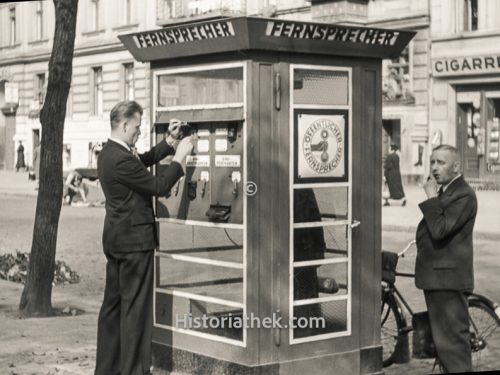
[158,257,242,303]
[294,262,348,301]
[294,225,348,263]
[156,293,243,341]
[159,224,243,263]
[294,187,348,223]
[293,300,347,339]
[293,69,348,106]
[158,67,243,107]
[323,225,348,258]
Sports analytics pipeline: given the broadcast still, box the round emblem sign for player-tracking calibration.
[302,118,343,174]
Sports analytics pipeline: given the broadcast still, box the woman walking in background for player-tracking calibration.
[16,141,26,172]
[383,144,406,206]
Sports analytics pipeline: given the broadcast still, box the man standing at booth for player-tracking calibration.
[415,144,477,373]
[95,101,193,375]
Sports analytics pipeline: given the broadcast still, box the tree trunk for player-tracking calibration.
[19,0,78,317]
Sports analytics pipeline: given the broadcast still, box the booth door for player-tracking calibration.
[276,63,356,364]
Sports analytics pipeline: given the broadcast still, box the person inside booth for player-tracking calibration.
[293,189,326,334]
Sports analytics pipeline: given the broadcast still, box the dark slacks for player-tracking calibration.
[95,249,154,375]
[424,290,472,373]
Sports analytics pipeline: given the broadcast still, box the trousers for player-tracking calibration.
[95,249,154,375]
[424,289,472,373]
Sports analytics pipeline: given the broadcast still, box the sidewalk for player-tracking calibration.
[382,183,500,239]
[0,169,104,202]
[1,169,499,238]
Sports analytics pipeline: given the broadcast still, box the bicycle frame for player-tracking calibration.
[390,282,415,319]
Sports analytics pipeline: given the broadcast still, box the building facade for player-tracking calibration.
[430,0,500,186]
[0,0,156,171]
[3,0,496,186]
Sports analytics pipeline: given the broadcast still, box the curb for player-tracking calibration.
[0,191,38,198]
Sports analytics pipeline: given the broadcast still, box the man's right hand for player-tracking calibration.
[172,137,194,165]
[423,174,439,199]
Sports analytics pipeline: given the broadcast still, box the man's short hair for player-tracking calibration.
[110,101,143,130]
[433,144,460,162]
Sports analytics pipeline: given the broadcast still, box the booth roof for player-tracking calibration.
[119,16,415,63]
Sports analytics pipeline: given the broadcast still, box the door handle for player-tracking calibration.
[351,220,361,228]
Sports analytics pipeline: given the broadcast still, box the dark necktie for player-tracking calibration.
[438,186,443,197]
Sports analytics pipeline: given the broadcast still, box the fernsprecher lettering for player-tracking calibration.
[302,118,343,174]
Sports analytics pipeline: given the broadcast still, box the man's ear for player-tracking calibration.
[453,161,460,173]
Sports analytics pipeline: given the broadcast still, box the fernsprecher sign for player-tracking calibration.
[432,56,500,77]
[133,21,235,48]
[120,18,415,63]
[266,21,399,46]
[298,114,345,179]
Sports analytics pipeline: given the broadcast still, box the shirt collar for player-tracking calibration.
[442,174,462,192]
[109,137,131,152]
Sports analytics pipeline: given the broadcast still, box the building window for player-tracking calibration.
[157,0,178,21]
[36,1,44,40]
[36,73,47,106]
[124,63,134,100]
[9,7,16,45]
[91,0,99,31]
[382,45,414,103]
[92,67,103,116]
[464,0,478,31]
[124,0,132,24]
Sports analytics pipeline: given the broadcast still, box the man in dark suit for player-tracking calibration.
[415,144,477,373]
[95,101,193,375]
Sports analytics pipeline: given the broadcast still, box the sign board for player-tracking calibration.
[119,17,415,63]
[187,155,210,167]
[295,110,348,183]
[215,155,240,167]
[432,56,500,77]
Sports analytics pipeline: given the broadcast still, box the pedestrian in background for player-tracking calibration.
[95,101,193,375]
[62,170,87,205]
[16,141,26,172]
[32,144,41,189]
[383,144,406,206]
[415,144,477,373]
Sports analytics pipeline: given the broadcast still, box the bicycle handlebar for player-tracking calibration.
[397,240,416,257]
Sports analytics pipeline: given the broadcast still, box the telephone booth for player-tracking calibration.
[120,17,414,375]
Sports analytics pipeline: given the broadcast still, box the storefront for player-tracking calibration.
[431,54,500,185]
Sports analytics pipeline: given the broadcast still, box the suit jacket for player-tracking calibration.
[97,139,184,253]
[415,175,477,291]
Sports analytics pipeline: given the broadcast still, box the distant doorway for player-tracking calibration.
[457,102,480,179]
[382,119,401,160]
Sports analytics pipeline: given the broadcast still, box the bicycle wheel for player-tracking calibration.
[468,298,500,371]
[381,288,405,367]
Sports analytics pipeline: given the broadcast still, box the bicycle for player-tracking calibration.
[381,240,500,372]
